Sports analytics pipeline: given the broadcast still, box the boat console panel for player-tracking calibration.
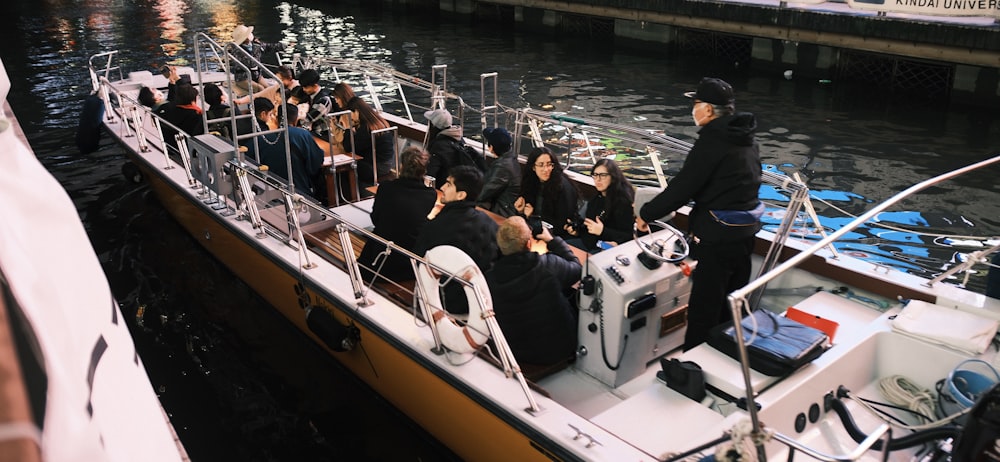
[188,134,235,196]
[576,227,695,388]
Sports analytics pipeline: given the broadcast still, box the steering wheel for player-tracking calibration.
[633,220,690,264]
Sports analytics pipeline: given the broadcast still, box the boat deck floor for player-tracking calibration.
[316,200,894,439]
[538,290,885,420]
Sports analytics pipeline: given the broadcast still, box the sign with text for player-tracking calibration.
[847,0,999,17]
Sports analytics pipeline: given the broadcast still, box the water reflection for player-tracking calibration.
[155,0,189,56]
[15,0,1000,288]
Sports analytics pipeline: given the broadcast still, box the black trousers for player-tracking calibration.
[683,237,755,351]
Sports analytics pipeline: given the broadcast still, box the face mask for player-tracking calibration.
[692,104,711,126]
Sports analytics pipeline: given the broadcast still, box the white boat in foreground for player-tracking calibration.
[0,58,187,462]
[87,34,1000,461]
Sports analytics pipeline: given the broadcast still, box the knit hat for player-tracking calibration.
[684,77,735,106]
[424,109,453,129]
[231,25,254,45]
[483,127,512,153]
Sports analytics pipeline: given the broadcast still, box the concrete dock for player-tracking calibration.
[412,0,999,104]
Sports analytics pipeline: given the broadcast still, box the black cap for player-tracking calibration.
[483,127,512,153]
[684,77,735,106]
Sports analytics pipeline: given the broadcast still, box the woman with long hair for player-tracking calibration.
[331,82,357,110]
[514,146,579,238]
[344,95,396,185]
[566,158,635,252]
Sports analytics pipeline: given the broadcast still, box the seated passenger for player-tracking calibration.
[323,82,358,149]
[414,166,499,314]
[137,86,168,113]
[160,82,204,155]
[477,127,520,217]
[357,147,438,282]
[257,103,325,199]
[515,146,580,239]
[297,69,337,140]
[423,108,465,189]
[331,82,357,110]
[233,65,303,109]
[162,66,190,103]
[343,96,396,186]
[203,83,232,139]
[238,97,277,163]
[486,216,579,367]
[566,158,636,252]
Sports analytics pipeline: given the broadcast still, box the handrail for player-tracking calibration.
[509,107,693,187]
[305,56,468,124]
[731,154,1000,303]
[772,423,892,462]
[925,241,1000,288]
[725,153,1000,459]
[236,163,540,411]
[748,170,838,309]
[197,32,295,192]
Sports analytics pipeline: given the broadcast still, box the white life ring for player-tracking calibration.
[415,245,491,354]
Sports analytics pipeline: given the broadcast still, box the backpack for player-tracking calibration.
[456,141,487,173]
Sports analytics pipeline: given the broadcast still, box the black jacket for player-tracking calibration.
[206,103,232,139]
[478,149,522,218]
[415,201,499,271]
[486,249,578,366]
[523,173,579,238]
[640,113,761,243]
[426,128,464,189]
[159,105,204,155]
[580,194,635,250]
[347,123,397,185]
[358,177,438,281]
[415,200,499,315]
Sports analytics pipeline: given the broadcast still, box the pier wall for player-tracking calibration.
[413,0,1000,105]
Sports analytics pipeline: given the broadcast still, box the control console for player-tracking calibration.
[576,228,695,388]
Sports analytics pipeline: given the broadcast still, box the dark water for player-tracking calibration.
[2,0,998,460]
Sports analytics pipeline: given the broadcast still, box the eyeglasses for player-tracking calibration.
[534,162,555,169]
[591,172,611,179]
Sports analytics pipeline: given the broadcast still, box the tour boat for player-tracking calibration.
[87,34,1000,461]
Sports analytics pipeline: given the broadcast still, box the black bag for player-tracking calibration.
[457,142,487,173]
[657,358,706,402]
[707,309,828,377]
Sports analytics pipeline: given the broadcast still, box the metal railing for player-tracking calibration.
[722,153,1000,461]
[509,107,694,188]
[89,47,545,415]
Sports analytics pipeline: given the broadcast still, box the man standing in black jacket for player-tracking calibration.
[486,216,580,367]
[637,77,763,351]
